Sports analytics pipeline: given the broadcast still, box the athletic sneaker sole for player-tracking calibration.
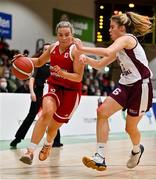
[20,156,32,165]
[82,156,107,171]
[127,144,144,169]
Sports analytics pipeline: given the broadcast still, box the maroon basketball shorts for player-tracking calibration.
[43,83,81,123]
[109,78,153,116]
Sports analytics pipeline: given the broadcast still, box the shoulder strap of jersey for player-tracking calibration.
[69,44,75,61]
[124,33,138,50]
[50,41,59,53]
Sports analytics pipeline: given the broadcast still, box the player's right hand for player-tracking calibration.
[79,54,88,65]
[74,38,83,51]
[11,54,24,63]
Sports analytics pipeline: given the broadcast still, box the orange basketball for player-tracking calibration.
[11,56,34,80]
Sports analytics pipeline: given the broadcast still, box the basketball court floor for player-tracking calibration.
[0,132,156,180]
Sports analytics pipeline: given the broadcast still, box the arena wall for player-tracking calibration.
[0,94,156,140]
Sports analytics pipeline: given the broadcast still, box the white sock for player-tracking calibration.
[44,139,53,146]
[96,143,106,158]
[132,144,140,153]
[28,142,38,152]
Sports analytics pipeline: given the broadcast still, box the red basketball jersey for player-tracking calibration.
[47,44,82,90]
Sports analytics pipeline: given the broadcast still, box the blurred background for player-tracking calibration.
[0,0,156,96]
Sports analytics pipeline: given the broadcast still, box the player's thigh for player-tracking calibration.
[42,96,57,114]
[54,90,80,123]
[98,96,123,117]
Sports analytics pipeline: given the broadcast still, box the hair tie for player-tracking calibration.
[126,12,133,26]
[126,12,132,20]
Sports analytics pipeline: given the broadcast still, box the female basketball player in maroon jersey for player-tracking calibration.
[74,12,153,171]
[19,21,84,165]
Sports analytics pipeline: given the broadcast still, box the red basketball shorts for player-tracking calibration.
[43,83,81,123]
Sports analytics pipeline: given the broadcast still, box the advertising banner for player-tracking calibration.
[53,8,94,42]
[0,12,12,39]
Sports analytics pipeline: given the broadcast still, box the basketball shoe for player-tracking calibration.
[82,153,107,171]
[10,138,21,148]
[127,144,144,168]
[39,144,51,161]
[52,142,63,147]
[20,149,34,165]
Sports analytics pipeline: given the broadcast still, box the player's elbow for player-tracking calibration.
[75,74,83,82]
[76,77,82,82]
[106,49,116,59]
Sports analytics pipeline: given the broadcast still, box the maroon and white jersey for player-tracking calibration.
[47,43,82,90]
[117,34,153,85]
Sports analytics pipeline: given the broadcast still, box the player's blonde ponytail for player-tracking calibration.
[111,12,153,36]
[126,12,153,36]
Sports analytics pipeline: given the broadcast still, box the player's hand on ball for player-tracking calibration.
[11,54,24,63]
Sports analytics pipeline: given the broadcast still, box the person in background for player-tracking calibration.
[74,11,153,171]
[10,44,63,148]
[82,84,88,95]
[15,79,30,93]
[0,77,8,92]
[23,49,30,57]
[3,67,17,92]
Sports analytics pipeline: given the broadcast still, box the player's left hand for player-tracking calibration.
[52,65,64,78]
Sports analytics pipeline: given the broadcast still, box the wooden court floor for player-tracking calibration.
[0,136,156,180]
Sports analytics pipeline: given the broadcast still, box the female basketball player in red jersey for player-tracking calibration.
[19,21,84,165]
[74,12,153,171]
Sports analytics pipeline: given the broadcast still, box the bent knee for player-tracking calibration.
[41,109,53,120]
[125,125,136,134]
[97,106,109,120]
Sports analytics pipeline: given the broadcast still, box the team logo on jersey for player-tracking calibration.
[64,53,69,58]
[50,88,56,93]
[129,109,138,114]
